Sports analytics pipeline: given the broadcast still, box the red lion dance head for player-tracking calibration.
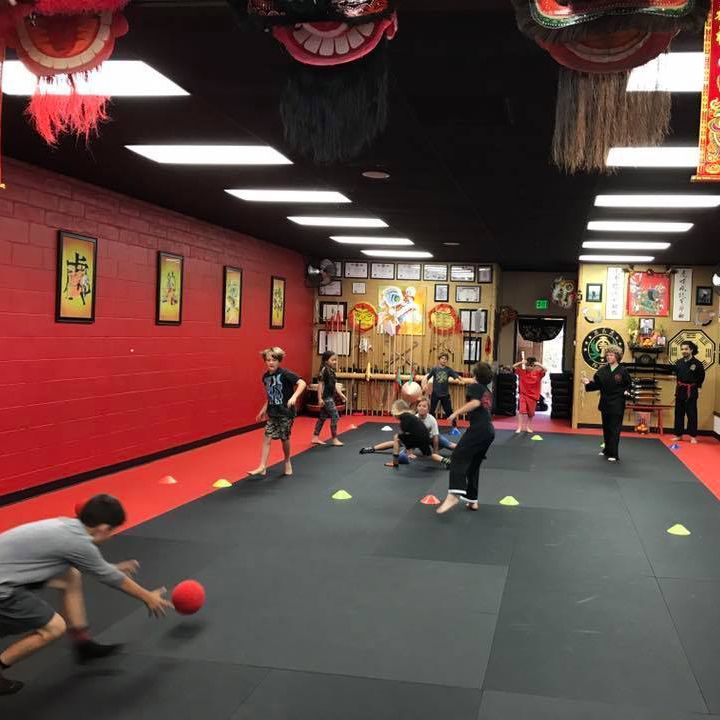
[235,0,398,164]
[0,0,129,145]
[511,0,708,173]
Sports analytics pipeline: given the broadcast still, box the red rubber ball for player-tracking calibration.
[171,580,205,615]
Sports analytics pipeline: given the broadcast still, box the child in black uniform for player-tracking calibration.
[582,345,632,462]
[362,400,448,468]
[672,341,705,444]
[311,351,347,447]
[437,362,495,514]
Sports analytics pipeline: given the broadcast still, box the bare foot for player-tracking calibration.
[283,462,293,476]
[515,429,522,434]
[248,467,266,477]
[436,494,460,514]
[671,436,682,443]
[330,439,344,446]
[466,502,479,511]
[384,461,399,468]
[526,428,534,434]
[407,452,417,460]
[690,437,698,444]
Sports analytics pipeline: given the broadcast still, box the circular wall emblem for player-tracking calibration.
[668,330,716,369]
[581,327,626,369]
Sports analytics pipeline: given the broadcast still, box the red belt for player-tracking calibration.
[676,381,696,395]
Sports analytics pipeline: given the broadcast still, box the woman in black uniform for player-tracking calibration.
[582,345,632,462]
[436,362,495,514]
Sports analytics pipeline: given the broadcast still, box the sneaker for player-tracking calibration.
[598,451,606,456]
[74,641,122,665]
[440,457,451,469]
[607,457,618,463]
[359,447,375,455]
[0,673,23,696]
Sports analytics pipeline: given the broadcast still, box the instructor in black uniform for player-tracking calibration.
[582,345,632,462]
[672,341,705,444]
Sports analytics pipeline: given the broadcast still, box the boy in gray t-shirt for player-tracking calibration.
[0,495,172,696]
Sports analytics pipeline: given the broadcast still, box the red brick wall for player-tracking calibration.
[0,159,314,497]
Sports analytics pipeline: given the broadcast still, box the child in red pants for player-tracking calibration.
[513,356,546,434]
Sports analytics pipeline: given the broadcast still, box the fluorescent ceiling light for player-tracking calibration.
[331,237,413,245]
[580,255,655,263]
[606,147,699,168]
[595,194,720,208]
[226,190,350,203]
[288,216,387,227]
[127,145,291,165]
[582,241,671,250]
[361,250,432,258]
[587,220,692,233]
[627,53,702,92]
[2,60,188,96]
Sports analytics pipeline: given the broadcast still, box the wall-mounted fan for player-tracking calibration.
[305,259,337,288]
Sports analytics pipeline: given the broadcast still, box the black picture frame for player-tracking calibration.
[450,264,475,282]
[423,263,448,282]
[222,266,242,328]
[332,261,343,279]
[434,284,449,302]
[696,285,714,306]
[317,330,351,356]
[270,275,286,329]
[155,251,184,326]
[463,339,480,364]
[319,280,342,297]
[319,301,347,322]
[455,285,481,304]
[460,308,487,333]
[586,283,603,303]
[370,262,395,280]
[639,317,655,335]
[55,230,98,324]
[477,266,493,284]
[344,261,368,279]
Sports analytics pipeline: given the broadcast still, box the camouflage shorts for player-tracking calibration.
[265,414,295,440]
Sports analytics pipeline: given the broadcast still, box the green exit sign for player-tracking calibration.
[536,299,549,310]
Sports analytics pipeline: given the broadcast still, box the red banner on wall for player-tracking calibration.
[694,1,720,182]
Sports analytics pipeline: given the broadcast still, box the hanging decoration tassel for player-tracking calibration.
[552,68,671,174]
[27,82,110,145]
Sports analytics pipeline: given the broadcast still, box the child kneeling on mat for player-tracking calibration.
[249,346,307,478]
[360,399,449,468]
[0,494,172,696]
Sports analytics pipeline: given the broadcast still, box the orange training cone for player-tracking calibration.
[421,494,441,505]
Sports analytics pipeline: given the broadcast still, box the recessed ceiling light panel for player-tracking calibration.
[361,249,432,258]
[127,145,291,165]
[579,255,655,263]
[627,52,703,93]
[362,170,390,179]
[331,237,413,245]
[3,60,188,96]
[595,194,720,208]
[587,220,692,233]
[226,190,350,203]
[288,216,388,227]
[582,241,671,250]
[606,147,699,168]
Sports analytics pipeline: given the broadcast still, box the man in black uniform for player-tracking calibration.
[582,345,632,462]
[672,341,705,444]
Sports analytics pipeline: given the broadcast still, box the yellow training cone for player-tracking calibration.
[499,496,520,506]
[667,524,691,536]
[213,479,232,489]
[531,435,543,441]
[332,490,352,500]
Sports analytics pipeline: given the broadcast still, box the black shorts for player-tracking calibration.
[399,433,432,456]
[0,586,55,638]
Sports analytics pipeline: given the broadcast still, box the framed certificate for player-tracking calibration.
[344,262,368,279]
[455,285,481,304]
[460,308,487,333]
[319,280,342,296]
[434,284,449,302]
[423,263,448,281]
[450,265,475,282]
[477,266,493,283]
[371,262,394,279]
[396,263,421,280]
[319,301,347,322]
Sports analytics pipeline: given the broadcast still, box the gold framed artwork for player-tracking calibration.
[270,275,286,329]
[56,230,97,323]
[156,251,184,325]
[223,266,242,327]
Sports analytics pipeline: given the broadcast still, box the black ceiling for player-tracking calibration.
[3,0,716,271]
